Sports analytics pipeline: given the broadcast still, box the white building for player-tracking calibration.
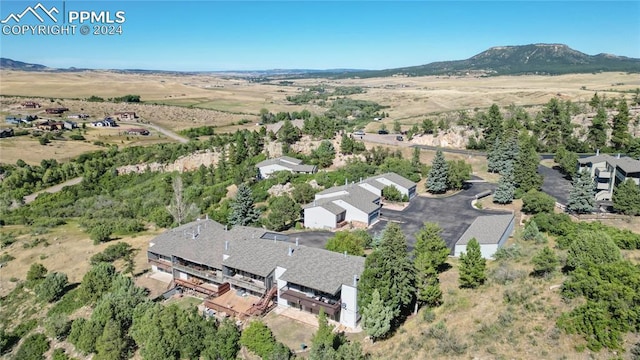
[256,156,317,179]
[577,153,640,201]
[454,214,515,259]
[303,172,417,230]
[147,219,364,329]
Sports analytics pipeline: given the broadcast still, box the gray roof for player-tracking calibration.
[256,157,316,173]
[578,154,640,174]
[148,219,267,269]
[149,219,365,295]
[614,157,640,173]
[278,247,365,295]
[222,239,293,277]
[456,214,515,245]
[320,202,347,215]
[368,172,417,189]
[309,185,380,215]
[264,119,304,134]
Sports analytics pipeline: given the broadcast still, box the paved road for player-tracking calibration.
[538,164,572,205]
[291,182,510,253]
[370,182,509,252]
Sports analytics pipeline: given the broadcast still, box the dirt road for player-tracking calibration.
[23,177,83,204]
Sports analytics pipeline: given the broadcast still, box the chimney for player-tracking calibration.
[313,199,316,206]
[596,149,600,156]
[206,214,209,220]
[224,225,228,232]
[197,225,201,235]
[353,275,358,287]
[295,238,299,247]
[288,246,293,256]
[343,251,347,258]
[617,153,621,159]
[225,241,229,251]
[274,235,277,243]
[192,232,196,240]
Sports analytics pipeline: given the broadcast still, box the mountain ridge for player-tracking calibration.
[1,43,639,77]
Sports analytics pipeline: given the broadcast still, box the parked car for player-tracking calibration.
[354,130,365,136]
[378,129,389,135]
[396,136,404,141]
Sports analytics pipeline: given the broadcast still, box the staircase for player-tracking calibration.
[248,286,278,316]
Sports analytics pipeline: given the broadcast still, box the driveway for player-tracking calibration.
[292,182,510,252]
[538,164,572,205]
[370,182,509,252]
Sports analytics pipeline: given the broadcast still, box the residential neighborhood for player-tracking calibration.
[256,156,317,179]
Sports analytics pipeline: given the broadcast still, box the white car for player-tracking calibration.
[353,130,365,136]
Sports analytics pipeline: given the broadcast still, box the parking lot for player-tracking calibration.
[292,181,510,253]
[538,164,572,205]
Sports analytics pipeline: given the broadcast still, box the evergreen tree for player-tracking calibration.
[357,223,415,320]
[309,310,340,359]
[567,169,595,214]
[531,247,559,278]
[312,140,336,168]
[264,195,300,231]
[589,93,601,109]
[482,104,504,145]
[228,183,261,226]
[487,137,502,173]
[340,134,354,154]
[411,147,421,167]
[611,99,630,151]
[522,220,545,243]
[493,162,515,204]
[458,238,486,288]
[278,119,301,145]
[95,319,129,360]
[361,289,393,342]
[587,106,608,151]
[426,150,448,194]
[415,266,442,307]
[446,160,472,190]
[413,222,449,271]
[612,179,640,215]
[513,138,543,195]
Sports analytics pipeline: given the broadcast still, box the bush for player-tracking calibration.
[90,224,112,244]
[69,134,85,141]
[521,189,556,214]
[35,272,68,302]
[14,333,49,360]
[26,263,48,285]
[90,242,133,265]
[382,185,403,202]
[45,314,71,340]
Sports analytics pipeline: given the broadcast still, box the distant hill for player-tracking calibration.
[332,43,640,78]
[0,58,49,71]
[2,44,639,77]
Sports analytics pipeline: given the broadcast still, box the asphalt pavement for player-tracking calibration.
[538,164,572,205]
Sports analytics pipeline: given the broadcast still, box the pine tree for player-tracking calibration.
[589,93,601,109]
[358,223,415,320]
[95,319,129,360]
[487,137,502,173]
[611,99,630,150]
[426,149,448,194]
[493,162,515,204]
[482,104,504,145]
[531,247,559,278]
[458,238,486,288]
[566,169,595,214]
[413,222,449,271]
[415,266,442,307]
[361,289,393,342]
[587,106,608,151]
[228,183,261,226]
[309,310,339,359]
[612,179,640,215]
[514,138,543,195]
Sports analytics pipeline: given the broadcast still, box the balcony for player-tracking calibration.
[172,263,223,283]
[595,168,611,179]
[596,182,610,190]
[224,275,266,294]
[148,258,172,272]
[280,288,341,316]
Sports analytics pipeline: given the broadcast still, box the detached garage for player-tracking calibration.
[454,214,515,259]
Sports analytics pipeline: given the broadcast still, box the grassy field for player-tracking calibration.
[2,70,637,128]
[0,221,161,297]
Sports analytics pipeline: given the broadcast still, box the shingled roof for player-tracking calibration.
[456,214,515,245]
[578,154,640,173]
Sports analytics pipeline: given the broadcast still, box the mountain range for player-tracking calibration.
[1,44,639,77]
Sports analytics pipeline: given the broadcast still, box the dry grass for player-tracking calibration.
[2,70,637,132]
[0,222,161,297]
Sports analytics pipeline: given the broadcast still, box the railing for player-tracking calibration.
[280,288,341,315]
[225,275,266,294]
[149,258,172,271]
[172,263,223,283]
[175,279,230,297]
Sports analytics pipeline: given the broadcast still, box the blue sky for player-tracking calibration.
[0,1,639,71]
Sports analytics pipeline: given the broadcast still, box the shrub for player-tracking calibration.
[14,333,49,360]
[90,224,112,244]
[521,189,556,214]
[35,272,68,303]
[45,314,71,340]
[382,185,403,202]
[90,242,133,264]
[26,263,48,285]
[69,134,85,141]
